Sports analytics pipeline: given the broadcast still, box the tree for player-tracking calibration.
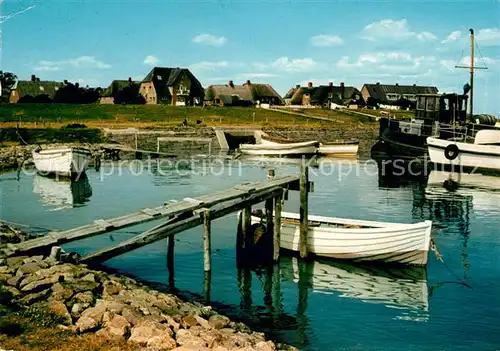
[114,84,145,105]
[0,71,17,103]
[366,97,380,108]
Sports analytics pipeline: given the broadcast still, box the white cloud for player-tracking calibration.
[337,52,436,80]
[310,34,343,47]
[143,55,159,66]
[476,28,500,45]
[192,34,228,47]
[441,30,462,44]
[34,56,111,71]
[237,73,279,79]
[361,19,437,41]
[255,57,318,72]
[189,61,230,70]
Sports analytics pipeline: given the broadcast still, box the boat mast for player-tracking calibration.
[455,28,487,119]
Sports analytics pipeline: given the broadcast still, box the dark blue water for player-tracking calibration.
[1,157,499,350]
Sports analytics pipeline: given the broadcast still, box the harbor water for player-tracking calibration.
[1,157,499,350]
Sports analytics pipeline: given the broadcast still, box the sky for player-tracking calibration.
[1,0,499,114]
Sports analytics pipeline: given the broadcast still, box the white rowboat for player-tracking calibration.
[251,211,432,265]
[33,175,93,211]
[318,142,359,156]
[32,147,92,177]
[427,130,500,172]
[239,140,318,156]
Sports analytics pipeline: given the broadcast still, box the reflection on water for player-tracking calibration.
[280,256,429,322]
[33,175,92,211]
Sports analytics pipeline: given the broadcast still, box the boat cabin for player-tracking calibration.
[415,93,468,125]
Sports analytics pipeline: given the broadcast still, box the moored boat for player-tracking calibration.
[318,141,359,156]
[239,139,318,156]
[251,211,432,266]
[427,129,500,172]
[33,174,93,210]
[32,147,92,177]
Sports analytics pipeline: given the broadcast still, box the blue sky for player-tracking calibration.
[1,0,499,114]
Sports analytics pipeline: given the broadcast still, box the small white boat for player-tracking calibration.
[318,142,359,156]
[281,256,429,321]
[251,211,432,265]
[32,147,92,177]
[427,130,500,172]
[239,139,318,156]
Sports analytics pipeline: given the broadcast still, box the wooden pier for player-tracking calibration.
[5,163,313,272]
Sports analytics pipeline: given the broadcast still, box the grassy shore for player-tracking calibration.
[0,103,376,129]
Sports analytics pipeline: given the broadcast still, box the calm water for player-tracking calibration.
[1,158,499,351]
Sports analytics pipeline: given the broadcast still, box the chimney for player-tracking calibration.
[296,84,300,89]
[31,74,36,82]
[228,80,234,87]
[246,80,251,86]
[395,83,399,86]
[64,79,68,85]
[308,82,313,89]
[128,77,132,84]
[340,82,345,99]
[328,82,333,87]
[376,82,380,85]
[413,83,416,86]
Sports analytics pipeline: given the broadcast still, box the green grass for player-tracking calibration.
[0,103,362,126]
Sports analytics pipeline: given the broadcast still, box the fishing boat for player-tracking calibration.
[317,141,359,156]
[373,29,495,160]
[251,211,432,265]
[239,136,318,156]
[280,256,429,321]
[32,146,92,177]
[427,129,500,172]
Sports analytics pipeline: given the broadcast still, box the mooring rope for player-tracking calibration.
[430,238,472,289]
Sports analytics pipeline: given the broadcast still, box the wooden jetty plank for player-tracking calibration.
[81,187,284,263]
[10,175,299,256]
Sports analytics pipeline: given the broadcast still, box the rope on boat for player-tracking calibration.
[431,238,472,289]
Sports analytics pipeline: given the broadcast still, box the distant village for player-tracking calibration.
[8,66,439,111]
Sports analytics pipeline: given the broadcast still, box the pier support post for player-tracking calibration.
[273,190,283,262]
[242,206,252,249]
[203,209,212,272]
[265,198,273,237]
[167,234,175,281]
[299,159,309,258]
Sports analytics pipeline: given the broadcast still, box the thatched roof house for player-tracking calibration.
[284,82,361,106]
[361,83,438,105]
[9,75,63,103]
[205,80,283,106]
[139,67,204,105]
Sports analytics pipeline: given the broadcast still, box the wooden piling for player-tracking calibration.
[299,159,309,258]
[265,198,273,237]
[203,270,211,304]
[273,190,283,261]
[167,235,175,276]
[242,206,252,249]
[203,209,211,272]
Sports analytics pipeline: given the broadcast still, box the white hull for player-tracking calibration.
[281,257,429,321]
[318,143,359,156]
[239,140,318,156]
[32,147,91,177]
[427,137,500,172]
[251,212,432,265]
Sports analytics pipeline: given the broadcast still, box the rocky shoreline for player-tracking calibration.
[0,224,294,351]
